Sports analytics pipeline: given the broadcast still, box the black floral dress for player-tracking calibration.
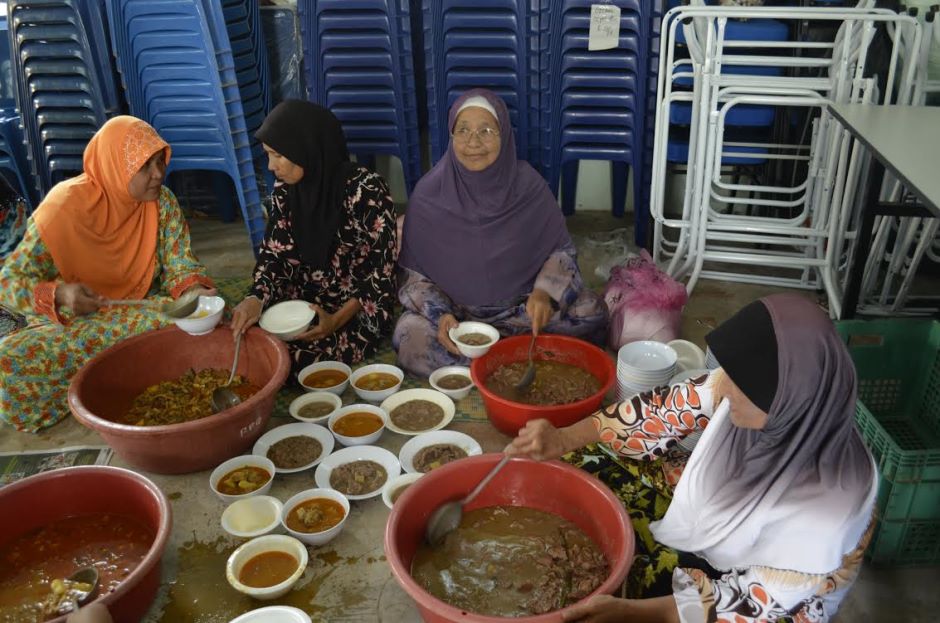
[250,167,397,372]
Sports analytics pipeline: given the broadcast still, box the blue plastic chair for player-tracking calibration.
[298,0,422,193]
[422,0,538,166]
[106,0,266,251]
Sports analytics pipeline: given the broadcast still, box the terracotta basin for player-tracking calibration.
[471,335,616,436]
[0,466,171,623]
[69,326,290,474]
[385,454,634,623]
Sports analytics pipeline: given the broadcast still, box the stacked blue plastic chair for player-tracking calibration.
[633,0,664,246]
[298,0,422,193]
[106,0,266,251]
[537,0,648,218]
[221,0,274,193]
[422,0,538,166]
[7,0,120,198]
[0,13,37,208]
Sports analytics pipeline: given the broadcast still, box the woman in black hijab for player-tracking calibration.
[232,101,398,371]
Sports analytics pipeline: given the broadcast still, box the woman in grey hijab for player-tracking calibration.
[507,294,877,623]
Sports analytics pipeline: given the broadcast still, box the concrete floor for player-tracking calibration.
[1,213,936,622]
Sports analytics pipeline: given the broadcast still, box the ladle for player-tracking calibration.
[56,566,99,615]
[425,455,510,546]
[211,331,243,413]
[513,334,537,391]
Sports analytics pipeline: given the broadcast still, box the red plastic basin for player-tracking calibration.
[385,454,634,623]
[471,335,616,436]
[69,325,290,474]
[0,466,171,623]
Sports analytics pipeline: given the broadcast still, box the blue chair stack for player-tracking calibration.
[298,0,422,193]
[421,0,538,166]
[105,0,266,252]
[0,13,37,208]
[7,0,120,197]
[536,0,649,218]
[634,0,664,246]
[221,0,274,192]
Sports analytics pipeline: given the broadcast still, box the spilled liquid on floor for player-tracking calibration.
[156,539,376,622]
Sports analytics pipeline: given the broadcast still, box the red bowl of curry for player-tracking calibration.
[0,466,171,623]
[470,335,616,436]
[69,326,290,474]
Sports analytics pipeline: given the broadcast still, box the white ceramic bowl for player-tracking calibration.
[448,321,500,359]
[314,445,400,501]
[297,361,351,395]
[252,422,334,473]
[380,388,455,436]
[669,368,711,385]
[428,366,474,401]
[173,295,225,336]
[667,339,706,372]
[210,455,276,504]
[221,495,284,539]
[349,363,404,403]
[381,472,423,510]
[289,391,343,423]
[225,534,308,600]
[259,300,316,341]
[617,341,678,373]
[228,606,312,623]
[280,488,351,546]
[398,430,482,474]
[328,404,387,446]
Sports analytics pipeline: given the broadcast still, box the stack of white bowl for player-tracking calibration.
[705,346,720,370]
[616,341,678,400]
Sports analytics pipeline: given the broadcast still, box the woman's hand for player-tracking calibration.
[66,603,113,623]
[231,296,263,337]
[525,288,553,336]
[296,305,338,342]
[55,283,104,316]
[506,417,600,462]
[437,313,461,355]
[562,595,633,622]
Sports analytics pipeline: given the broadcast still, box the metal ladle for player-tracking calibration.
[425,455,510,546]
[57,566,99,615]
[211,332,243,413]
[513,334,538,392]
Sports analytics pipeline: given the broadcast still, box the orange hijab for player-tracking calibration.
[33,116,170,301]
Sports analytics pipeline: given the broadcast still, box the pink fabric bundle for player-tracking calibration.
[603,251,688,349]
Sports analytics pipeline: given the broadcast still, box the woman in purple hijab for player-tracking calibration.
[507,294,877,622]
[394,89,607,376]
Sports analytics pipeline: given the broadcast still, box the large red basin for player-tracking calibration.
[69,325,290,474]
[385,454,634,623]
[0,466,171,623]
[471,335,616,436]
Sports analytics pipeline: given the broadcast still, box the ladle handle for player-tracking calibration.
[463,455,510,506]
[226,332,242,386]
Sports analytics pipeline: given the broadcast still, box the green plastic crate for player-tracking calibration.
[837,319,940,565]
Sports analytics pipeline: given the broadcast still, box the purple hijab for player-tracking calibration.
[398,89,570,307]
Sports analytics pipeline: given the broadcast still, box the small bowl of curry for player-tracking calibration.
[297,361,352,395]
[225,534,308,600]
[289,391,342,424]
[210,455,276,503]
[428,366,474,401]
[349,363,404,403]
[448,321,500,359]
[280,488,350,546]
[328,404,387,446]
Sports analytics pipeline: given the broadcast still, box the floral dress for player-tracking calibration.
[393,240,609,377]
[0,187,212,432]
[567,370,873,622]
[249,167,397,372]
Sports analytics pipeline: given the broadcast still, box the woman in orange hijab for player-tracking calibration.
[0,116,214,432]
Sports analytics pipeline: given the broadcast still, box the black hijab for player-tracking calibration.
[255,100,357,269]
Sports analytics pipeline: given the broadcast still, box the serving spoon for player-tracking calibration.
[56,566,99,615]
[513,334,538,391]
[425,454,510,546]
[211,332,243,413]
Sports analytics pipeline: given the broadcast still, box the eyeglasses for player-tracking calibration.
[451,127,500,145]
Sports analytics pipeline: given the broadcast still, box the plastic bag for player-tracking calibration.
[603,251,688,350]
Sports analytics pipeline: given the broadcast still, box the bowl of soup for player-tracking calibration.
[69,326,290,474]
[471,335,616,436]
[297,361,351,395]
[314,445,401,501]
[448,322,500,359]
[0,466,171,623]
[385,454,634,622]
[328,404,387,446]
[381,472,424,510]
[398,431,482,474]
[280,488,350,546]
[288,391,342,423]
[349,363,404,403]
[225,534,308,600]
[380,389,455,435]
[210,455,276,503]
[428,366,474,401]
[253,422,334,473]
